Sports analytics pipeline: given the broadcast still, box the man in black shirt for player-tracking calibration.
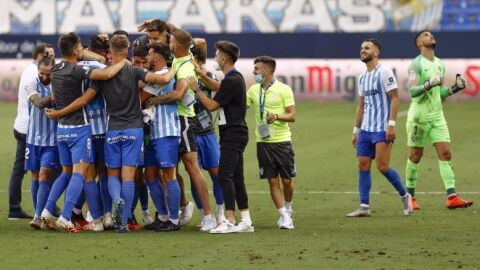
[40,32,127,233]
[191,40,254,234]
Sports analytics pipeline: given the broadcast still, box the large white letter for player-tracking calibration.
[0,0,55,34]
[337,0,386,32]
[169,0,222,32]
[59,0,115,33]
[224,0,275,33]
[280,0,335,32]
[118,0,137,33]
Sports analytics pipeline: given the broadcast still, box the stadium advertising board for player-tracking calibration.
[2,58,480,102]
[0,0,446,34]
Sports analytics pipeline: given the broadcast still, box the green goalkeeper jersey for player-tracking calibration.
[407,55,446,123]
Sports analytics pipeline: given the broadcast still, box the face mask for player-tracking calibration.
[254,74,265,84]
[212,61,222,71]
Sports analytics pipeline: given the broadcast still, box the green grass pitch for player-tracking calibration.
[1,101,479,269]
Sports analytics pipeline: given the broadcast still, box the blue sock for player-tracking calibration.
[45,173,71,214]
[108,176,122,201]
[359,171,371,205]
[211,173,224,205]
[147,179,168,216]
[31,179,39,211]
[191,181,202,210]
[100,174,112,213]
[62,173,84,221]
[84,180,102,220]
[139,182,149,211]
[131,186,139,215]
[96,181,104,214]
[166,179,180,220]
[383,168,407,196]
[35,181,50,216]
[121,181,135,225]
[75,190,86,210]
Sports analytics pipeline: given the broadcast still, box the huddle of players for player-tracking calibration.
[25,19,269,233]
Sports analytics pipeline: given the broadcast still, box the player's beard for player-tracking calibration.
[425,42,436,49]
[361,55,373,63]
[40,78,50,85]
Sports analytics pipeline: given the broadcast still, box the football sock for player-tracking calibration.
[406,159,418,197]
[139,182,149,211]
[62,173,84,221]
[359,170,371,205]
[45,173,71,214]
[439,160,456,195]
[166,179,180,220]
[99,174,112,213]
[131,186,139,214]
[240,210,252,225]
[147,179,168,216]
[108,175,122,201]
[121,181,135,226]
[191,181,202,210]
[383,168,407,196]
[35,181,50,216]
[211,173,224,205]
[75,190,86,211]
[31,178,39,211]
[84,180,102,220]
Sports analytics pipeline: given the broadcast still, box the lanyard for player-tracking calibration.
[259,79,275,120]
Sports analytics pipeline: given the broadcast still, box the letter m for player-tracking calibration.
[0,0,55,34]
[307,66,333,94]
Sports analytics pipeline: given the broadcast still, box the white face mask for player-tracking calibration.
[212,61,222,71]
[254,74,265,84]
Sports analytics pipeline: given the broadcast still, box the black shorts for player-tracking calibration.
[179,116,198,154]
[256,142,296,179]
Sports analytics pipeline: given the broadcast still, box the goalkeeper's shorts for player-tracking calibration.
[406,119,450,147]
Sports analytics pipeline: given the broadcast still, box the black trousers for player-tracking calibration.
[9,129,27,212]
[218,147,249,211]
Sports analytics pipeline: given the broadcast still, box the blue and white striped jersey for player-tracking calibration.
[143,68,180,139]
[79,60,107,135]
[358,64,398,132]
[25,77,57,146]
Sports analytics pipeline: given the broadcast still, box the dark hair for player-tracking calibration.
[215,40,240,64]
[37,56,55,69]
[32,43,54,60]
[363,38,382,51]
[133,44,149,57]
[90,34,110,53]
[171,29,192,50]
[149,43,171,62]
[254,55,276,73]
[146,19,167,33]
[414,30,429,48]
[110,35,129,53]
[191,45,206,64]
[58,32,81,57]
[113,30,129,37]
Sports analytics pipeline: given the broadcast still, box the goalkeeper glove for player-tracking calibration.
[450,74,467,94]
[423,75,442,91]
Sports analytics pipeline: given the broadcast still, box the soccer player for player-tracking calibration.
[348,39,413,217]
[145,29,217,232]
[48,34,175,232]
[405,31,473,209]
[189,45,226,225]
[24,56,58,229]
[189,41,254,234]
[246,56,296,229]
[141,43,183,231]
[8,43,54,220]
[40,32,127,233]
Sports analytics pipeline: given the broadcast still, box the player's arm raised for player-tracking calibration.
[88,59,129,80]
[352,97,364,148]
[144,68,176,85]
[440,74,468,99]
[45,88,97,119]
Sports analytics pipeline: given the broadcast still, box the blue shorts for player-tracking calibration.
[356,130,388,159]
[25,144,59,172]
[144,142,156,167]
[196,132,220,170]
[57,125,94,166]
[105,128,144,168]
[92,134,105,162]
[149,136,180,168]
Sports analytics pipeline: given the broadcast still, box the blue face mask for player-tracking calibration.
[254,74,265,84]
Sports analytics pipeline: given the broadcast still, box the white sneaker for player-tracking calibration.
[103,212,114,230]
[40,209,57,230]
[200,215,217,232]
[179,201,194,226]
[346,205,371,217]
[278,215,294,229]
[402,193,414,216]
[142,210,154,225]
[83,218,104,232]
[56,215,79,233]
[216,212,227,225]
[29,215,42,230]
[209,220,237,234]
[236,221,255,233]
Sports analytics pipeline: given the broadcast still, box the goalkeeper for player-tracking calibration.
[405,30,473,210]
